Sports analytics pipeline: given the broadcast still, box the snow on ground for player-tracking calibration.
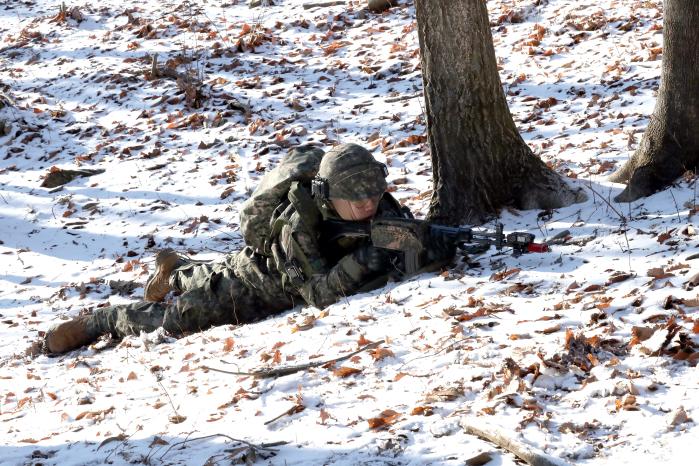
[1,0,697,465]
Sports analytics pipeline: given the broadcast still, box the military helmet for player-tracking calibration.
[312,143,388,201]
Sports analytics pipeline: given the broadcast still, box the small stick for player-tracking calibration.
[264,404,305,426]
[303,1,346,9]
[385,93,422,103]
[461,418,571,466]
[203,340,384,379]
[585,185,626,223]
[159,433,286,460]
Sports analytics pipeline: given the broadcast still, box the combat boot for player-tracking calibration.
[45,315,101,354]
[144,249,183,302]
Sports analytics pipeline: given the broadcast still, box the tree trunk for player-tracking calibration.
[415,0,584,225]
[610,0,699,202]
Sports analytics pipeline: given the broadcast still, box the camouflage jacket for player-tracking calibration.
[233,182,407,309]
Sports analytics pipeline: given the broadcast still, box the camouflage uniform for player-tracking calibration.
[86,190,406,339]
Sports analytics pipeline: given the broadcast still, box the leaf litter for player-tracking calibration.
[0,0,698,465]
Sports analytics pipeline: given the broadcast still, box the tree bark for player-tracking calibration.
[610,0,699,202]
[415,0,584,225]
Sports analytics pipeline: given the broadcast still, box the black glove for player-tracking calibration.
[427,231,457,263]
[354,244,389,272]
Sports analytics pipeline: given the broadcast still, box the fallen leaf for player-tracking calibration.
[332,366,362,378]
[490,268,521,282]
[223,337,234,352]
[317,408,333,425]
[97,433,128,450]
[647,267,674,279]
[466,452,493,466]
[410,406,433,416]
[367,409,401,430]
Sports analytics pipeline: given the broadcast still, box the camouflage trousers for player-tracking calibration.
[89,252,295,339]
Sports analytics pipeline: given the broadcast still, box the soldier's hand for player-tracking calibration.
[427,232,457,263]
[354,244,389,272]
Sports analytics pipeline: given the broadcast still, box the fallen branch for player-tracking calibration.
[460,418,571,466]
[203,340,384,379]
[158,433,287,461]
[303,1,346,9]
[385,93,422,103]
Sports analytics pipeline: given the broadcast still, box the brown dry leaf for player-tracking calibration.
[490,268,521,282]
[629,326,655,346]
[567,281,580,292]
[668,406,690,426]
[393,372,408,381]
[97,433,128,451]
[410,406,434,416]
[223,337,234,352]
[322,40,350,56]
[539,324,562,335]
[333,366,362,378]
[647,267,674,279]
[466,452,494,466]
[319,408,332,425]
[367,409,401,430]
[169,414,187,424]
[292,314,316,333]
[583,284,604,292]
[657,231,674,244]
[356,314,376,322]
[127,371,137,381]
[423,386,464,403]
[19,438,39,444]
[371,347,395,361]
[606,272,633,285]
[667,262,689,272]
[617,394,639,411]
[357,334,374,346]
[681,298,699,308]
[395,134,427,147]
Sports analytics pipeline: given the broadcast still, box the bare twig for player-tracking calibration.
[158,433,286,460]
[461,418,571,466]
[264,404,305,426]
[585,185,626,223]
[303,1,346,9]
[385,92,423,103]
[668,188,682,223]
[203,340,384,379]
[398,337,470,370]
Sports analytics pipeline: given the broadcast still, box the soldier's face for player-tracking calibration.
[331,196,381,221]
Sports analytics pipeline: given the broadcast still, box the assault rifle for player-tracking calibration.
[323,217,551,277]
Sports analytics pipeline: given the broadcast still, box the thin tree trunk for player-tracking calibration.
[415,0,584,225]
[611,0,699,202]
